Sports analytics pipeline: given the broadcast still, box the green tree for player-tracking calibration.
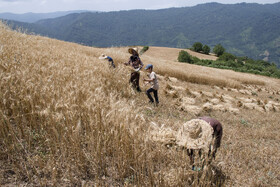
[218,52,236,61]
[178,50,192,63]
[192,42,203,52]
[202,45,210,54]
[213,44,225,57]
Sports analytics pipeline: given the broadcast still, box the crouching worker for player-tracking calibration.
[144,64,159,106]
[176,117,223,171]
[198,116,223,160]
[99,54,116,68]
[124,48,143,92]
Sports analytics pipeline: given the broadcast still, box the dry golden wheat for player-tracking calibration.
[1,21,280,186]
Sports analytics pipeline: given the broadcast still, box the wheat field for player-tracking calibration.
[1,21,280,186]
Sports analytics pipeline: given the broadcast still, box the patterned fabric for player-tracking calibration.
[126,55,144,70]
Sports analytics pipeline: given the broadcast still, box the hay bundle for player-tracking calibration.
[190,91,202,98]
[264,103,274,112]
[228,107,240,114]
[182,97,196,105]
[202,91,214,98]
[180,104,202,115]
[148,123,176,144]
[202,102,213,112]
[212,104,227,112]
[165,89,179,98]
[255,106,265,112]
[210,98,220,105]
[243,103,258,110]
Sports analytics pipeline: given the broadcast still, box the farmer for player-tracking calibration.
[198,116,223,160]
[176,117,223,170]
[99,54,116,68]
[124,48,143,92]
[143,64,159,105]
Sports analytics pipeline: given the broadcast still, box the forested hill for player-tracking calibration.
[0,10,92,23]
[5,2,280,66]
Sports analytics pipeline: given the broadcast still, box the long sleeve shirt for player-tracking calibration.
[125,55,144,70]
[198,116,223,148]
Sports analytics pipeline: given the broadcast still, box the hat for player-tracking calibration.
[99,54,108,60]
[128,47,139,56]
[176,119,213,150]
[145,64,153,70]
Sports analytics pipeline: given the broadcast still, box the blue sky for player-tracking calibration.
[0,0,279,13]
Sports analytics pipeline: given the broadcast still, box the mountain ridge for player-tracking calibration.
[0,10,96,23]
[3,2,280,66]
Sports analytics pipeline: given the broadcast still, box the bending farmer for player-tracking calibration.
[99,54,116,68]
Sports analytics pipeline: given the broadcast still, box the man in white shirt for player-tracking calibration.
[144,64,159,105]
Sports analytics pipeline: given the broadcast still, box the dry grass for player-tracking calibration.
[1,22,280,186]
[143,47,275,88]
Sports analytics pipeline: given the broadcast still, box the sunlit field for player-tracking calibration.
[1,22,280,186]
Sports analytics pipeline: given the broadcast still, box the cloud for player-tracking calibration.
[0,0,26,1]
[1,0,280,14]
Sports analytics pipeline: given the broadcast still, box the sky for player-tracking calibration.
[0,0,279,14]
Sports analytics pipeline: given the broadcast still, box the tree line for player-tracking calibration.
[178,42,280,79]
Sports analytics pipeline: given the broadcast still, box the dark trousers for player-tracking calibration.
[108,59,115,68]
[130,72,141,91]
[146,88,159,103]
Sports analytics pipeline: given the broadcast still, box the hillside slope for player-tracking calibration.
[6,2,280,66]
[1,22,280,186]
[0,10,91,23]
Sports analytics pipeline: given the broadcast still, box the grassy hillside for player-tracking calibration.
[6,2,280,66]
[1,22,280,186]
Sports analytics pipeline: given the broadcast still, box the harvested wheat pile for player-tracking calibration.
[180,104,202,115]
[182,97,196,105]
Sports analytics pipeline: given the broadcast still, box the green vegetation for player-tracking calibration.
[213,44,226,57]
[218,52,236,61]
[178,50,192,63]
[140,46,149,55]
[178,49,280,78]
[202,45,210,55]
[192,42,203,52]
[191,42,210,55]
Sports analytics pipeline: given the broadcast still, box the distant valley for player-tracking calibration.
[2,3,280,66]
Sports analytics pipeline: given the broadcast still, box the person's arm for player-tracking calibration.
[124,59,131,66]
[138,58,144,70]
[144,72,156,83]
[144,78,154,82]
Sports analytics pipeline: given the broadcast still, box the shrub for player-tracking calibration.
[218,52,236,61]
[192,42,203,52]
[264,66,278,74]
[192,56,200,64]
[178,50,192,63]
[213,44,225,57]
[202,45,210,54]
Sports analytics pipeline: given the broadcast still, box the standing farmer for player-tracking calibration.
[124,48,143,92]
[144,64,159,105]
